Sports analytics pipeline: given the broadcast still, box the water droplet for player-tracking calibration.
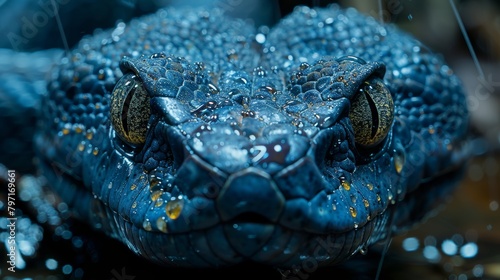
[150,53,166,59]
[227,49,238,61]
[263,86,277,94]
[165,198,184,220]
[349,207,357,218]
[428,126,435,134]
[74,125,83,134]
[156,217,168,233]
[350,194,356,203]
[253,66,266,77]
[193,101,218,116]
[342,181,351,191]
[149,177,162,191]
[151,190,162,202]
[359,245,368,255]
[131,202,137,209]
[394,147,405,174]
[208,83,219,94]
[299,62,310,70]
[155,197,164,207]
[143,219,152,231]
[388,191,394,202]
[194,61,205,72]
[363,199,369,208]
[77,142,85,152]
[408,14,413,21]
[86,130,94,140]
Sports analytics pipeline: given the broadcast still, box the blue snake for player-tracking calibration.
[28,4,470,270]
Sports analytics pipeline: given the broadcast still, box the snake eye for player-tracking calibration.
[110,73,151,145]
[349,78,394,148]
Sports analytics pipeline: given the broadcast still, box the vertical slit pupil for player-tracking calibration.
[122,83,137,136]
[363,87,379,139]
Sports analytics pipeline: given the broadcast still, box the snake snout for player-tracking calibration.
[216,167,285,223]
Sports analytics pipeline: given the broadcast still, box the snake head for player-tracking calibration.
[105,52,401,265]
[36,5,469,269]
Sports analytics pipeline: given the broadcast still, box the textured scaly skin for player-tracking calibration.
[34,5,469,268]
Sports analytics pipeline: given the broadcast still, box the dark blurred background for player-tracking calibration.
[0,0,499,279]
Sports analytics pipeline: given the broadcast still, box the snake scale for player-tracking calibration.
[31,3,470,270]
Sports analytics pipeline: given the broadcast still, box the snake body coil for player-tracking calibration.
[34,5,470,268]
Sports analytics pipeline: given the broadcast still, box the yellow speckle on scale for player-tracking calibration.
[95,104,100,109]
[363,199,370,208]
[130,184,137,190]
[77,143,85,152]
[149,177,161,190]
[428,127,435,134]
[62,128,70,135]
[394,149,405,174]
[143,220,152,231]
[150,190,162,202]
[349,207,357,218]
[165,198,184,220]
[376,194,381,202]
[86,131,93,140]
[92,147,99,156]
[341,181,351,191]
[156,217,168,233]
[155,198,164,207]
[131,202,137,209]
[74,126,83,133]
[366,183,374,191]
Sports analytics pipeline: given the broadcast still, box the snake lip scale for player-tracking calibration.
[33,4,470,268]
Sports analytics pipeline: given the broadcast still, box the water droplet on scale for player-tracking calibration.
[165,197,184,220]
[349,207,357,218]
[359,245,368,255]
[342,181,351,191]
[156,217,168,233]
